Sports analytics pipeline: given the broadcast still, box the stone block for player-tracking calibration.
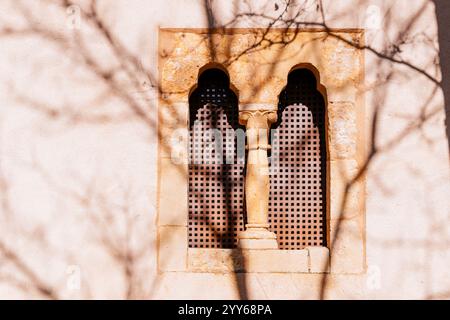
[159,102,189,159]
[188,249,243,273]
[187,249,309,273]
[244,249,309,273]
[158,226,187,272]
[330,218,365,274]
[307,246,330,273]
[328,101,357,160]
[158,158,188,226]
[329,159,363,220]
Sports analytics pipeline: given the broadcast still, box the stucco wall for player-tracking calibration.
[0,0,448,299]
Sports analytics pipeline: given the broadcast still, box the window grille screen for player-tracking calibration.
[188,69,245,248]
[269,69,327,249]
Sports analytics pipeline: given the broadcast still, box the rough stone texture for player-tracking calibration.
[188,249,309,273]
[188,249,244,273]
[188,247,332,274]
[159,29,364,105]
[328,102,357,160]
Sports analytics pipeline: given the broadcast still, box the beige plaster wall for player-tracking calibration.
[0,0,448,299]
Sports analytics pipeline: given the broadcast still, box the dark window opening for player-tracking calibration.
[188,68,245,249]
[269,68,327,249]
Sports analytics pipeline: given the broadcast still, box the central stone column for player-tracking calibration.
[238,109,278,249]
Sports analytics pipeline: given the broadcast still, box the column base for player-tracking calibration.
[237,227,278,249]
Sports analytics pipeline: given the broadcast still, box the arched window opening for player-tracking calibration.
[269,68,327,250]
[188,68,245,249]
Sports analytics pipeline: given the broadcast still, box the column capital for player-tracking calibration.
[239,109,278,127]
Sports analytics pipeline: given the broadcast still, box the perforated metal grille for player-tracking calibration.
[188,69,245,248]
[269,70,327,250]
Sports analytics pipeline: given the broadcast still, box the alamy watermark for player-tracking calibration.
[169,123,284,174]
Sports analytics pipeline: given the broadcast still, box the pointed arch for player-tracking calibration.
[269,67,328,250]
[188,66,245,249]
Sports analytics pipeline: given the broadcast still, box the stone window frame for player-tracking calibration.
[157,28,366,274]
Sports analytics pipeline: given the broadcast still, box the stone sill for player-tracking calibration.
[187,247,330,273]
